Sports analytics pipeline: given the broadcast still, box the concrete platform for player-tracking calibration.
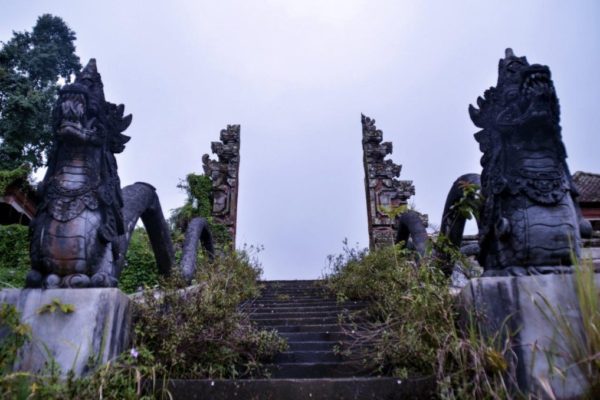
[0,288,131,376]
[460,273,600,399]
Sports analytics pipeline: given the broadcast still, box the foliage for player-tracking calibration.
[377,204,408,221]
[573,259,600,397]
[36,298,75,315]
[428,233,480,277]
[534,258,600,399]
[0,224,30,288]
[0,14,81,170]
[119,228,160,294]
[0,246,285,397]
[325,242,514,398]
[326,243,454,376]
[134,248,287,379]
[0,304,31,376]
[170,173,231,247]
[0,346,166,400]
[171,173,213,228]
[0,165,30,195]
[450,180,483,222]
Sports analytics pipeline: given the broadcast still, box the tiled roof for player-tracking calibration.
[573,171,600,203]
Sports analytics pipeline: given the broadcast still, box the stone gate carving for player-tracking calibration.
[361,114,416,249]
[202,125,240,244]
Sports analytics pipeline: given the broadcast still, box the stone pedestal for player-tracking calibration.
[0,288,131,376]
[460,274,600,399]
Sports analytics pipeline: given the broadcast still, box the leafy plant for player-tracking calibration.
[534,258,600,399]
[37,298,75,315]
[0,224,30,288]
[0,166,30,195]
[0,14,81,170]
[325,242,515,398]
[119,228,160,294]
[170,173,232,248]
[133,248,286,379]
[450,181,483,222]
[573,259,600,396]
[0,345,166,399]
[0,304,31,375]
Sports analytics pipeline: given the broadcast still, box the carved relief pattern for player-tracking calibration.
[202,125,240,244]
[361,114,415,249]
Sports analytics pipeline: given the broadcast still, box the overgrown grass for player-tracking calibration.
[0,347,165,400]
[134,248,287,379]
[170,173,232,248]
[0,247,286,398]
[573,259,600,397]
[0,224,30,288]
[325,241,515,399]
[534,258,600,399]
[119,228,160,293]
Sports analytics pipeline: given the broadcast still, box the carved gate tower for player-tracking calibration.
[361,115,416,249]
[202,125,240,245]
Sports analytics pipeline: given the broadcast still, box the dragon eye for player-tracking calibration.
[506,60,525,74]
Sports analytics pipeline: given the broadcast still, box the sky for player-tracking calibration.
[1,0,599,279]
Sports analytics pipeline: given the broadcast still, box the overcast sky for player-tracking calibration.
[2,1,599,279]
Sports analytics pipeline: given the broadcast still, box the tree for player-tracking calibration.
[0,14,81,170]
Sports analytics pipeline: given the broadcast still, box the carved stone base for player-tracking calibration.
[0,288,131,377]
[460,274,599,399]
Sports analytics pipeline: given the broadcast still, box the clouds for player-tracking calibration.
[2,1,599,279]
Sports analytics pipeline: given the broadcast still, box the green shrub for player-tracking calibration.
[170,173,232,248]
[325,242,513,399]
[0,247,285,397]
[0,167,30,195]
[0,224,30,288]
[0,346,165,400]
[119,228,160,294]
[133,247,287,379]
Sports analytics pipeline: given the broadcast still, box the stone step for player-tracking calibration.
[287,341,338,352]
[259,287,329,294]
[274,350,341,363]
[268,324,343,333]
[243,304,366,314]
[251,316,340,325]
[248,313,356,322]
[245,301,364,310]
[164,377,435,399]
[279,331,351,342]
[259,285,328,291]
[260,280,322,286]
[258,294,336,301]
[265,362,367,378]
[248,298,342,305]
[249,311,357,320]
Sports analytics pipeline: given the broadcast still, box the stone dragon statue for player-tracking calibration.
[441,49,592,276]
[27,59,212,288]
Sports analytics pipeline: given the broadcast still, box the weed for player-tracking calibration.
[325,242,517,398]
[37,298,75,315]
[534,258,600,399]
[133,249,287,379]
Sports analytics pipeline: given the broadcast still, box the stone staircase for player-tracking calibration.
[248,280,366,379]
[166,280,433,399]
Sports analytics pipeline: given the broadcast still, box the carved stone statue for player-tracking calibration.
[27,59,175,288]
[441,49,592,275]
[361,115,427,251]
[202,125,240,244]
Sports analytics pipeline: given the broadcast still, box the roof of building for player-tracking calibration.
[573,171,600,203]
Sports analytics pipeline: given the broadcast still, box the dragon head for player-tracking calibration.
[469,48,560,131]
[54,59,131,152]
